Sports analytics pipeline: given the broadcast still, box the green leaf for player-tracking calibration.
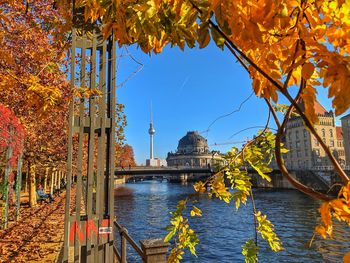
[164,228,176,242]
[255,211,284,252]
[242,239,259,263]
[249,161,272,182]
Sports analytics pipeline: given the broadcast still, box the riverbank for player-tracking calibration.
[0,189,75,263]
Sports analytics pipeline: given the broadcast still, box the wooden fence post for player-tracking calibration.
[121,227,127,263]
[140,239,169,263]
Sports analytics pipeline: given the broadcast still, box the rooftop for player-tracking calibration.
[297,99,330,115]
[336,126,343,140]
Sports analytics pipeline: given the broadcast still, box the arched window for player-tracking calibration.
[322,128,325,137]
[329,129,333,137]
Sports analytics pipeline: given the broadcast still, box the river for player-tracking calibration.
[114,181,350,262]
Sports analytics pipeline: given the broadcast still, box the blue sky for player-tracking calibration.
[116,42,349,165]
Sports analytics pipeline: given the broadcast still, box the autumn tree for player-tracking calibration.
[74,0,350,261]
[0,104,25,228]
[116,144,136,167]
[0,0,71,206]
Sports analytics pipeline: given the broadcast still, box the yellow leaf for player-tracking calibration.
[190,206,202,217]
[193,181,206,193]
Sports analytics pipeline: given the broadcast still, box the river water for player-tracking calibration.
[114,181,350,262]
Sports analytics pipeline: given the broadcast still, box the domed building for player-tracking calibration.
[167,131,225,168]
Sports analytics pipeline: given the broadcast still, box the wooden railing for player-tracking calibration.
[114,220,145,262]
[113,220,169,263]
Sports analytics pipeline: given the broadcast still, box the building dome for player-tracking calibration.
[177,131,209,154]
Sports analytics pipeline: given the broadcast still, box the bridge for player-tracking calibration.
[115,166,213,176]
[114,165,350,192]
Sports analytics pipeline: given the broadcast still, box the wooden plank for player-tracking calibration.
[74,32,87,262]
[108,34,117,262]
[96,35,108,262]
[87,29,98,263]
[63,27,76,263]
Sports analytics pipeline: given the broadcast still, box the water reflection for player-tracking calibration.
[114,181,350,262]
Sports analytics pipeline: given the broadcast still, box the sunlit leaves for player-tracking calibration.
[242,239,259,263]
[165,199,200,263]
[227,169,251,209]
[300,85,318,124]
[316,182,350,241]
[209,172,231,203]
[255,211,283,252]
[193,181,206,193]
[190,206,202,217]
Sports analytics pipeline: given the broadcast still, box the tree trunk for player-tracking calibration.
[44,167,49,192]
[28,163,37,207]
[1,146,13,229]
[24,162,29,193]
[50,169,55,195]
[15,153,23,221]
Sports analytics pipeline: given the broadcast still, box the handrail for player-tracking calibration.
[114,220,146,262]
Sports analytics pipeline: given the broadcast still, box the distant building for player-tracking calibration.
[167,131,225,167]
[146,158,167,167]
[284,101,346,170]
[341,114,350,165]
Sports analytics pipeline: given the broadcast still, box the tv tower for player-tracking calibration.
[148,102,155,160]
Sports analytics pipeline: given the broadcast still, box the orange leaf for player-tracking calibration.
[315,225,327,239]
[319,202,332,229]
[343,251,350,263]
[301,63,315,80]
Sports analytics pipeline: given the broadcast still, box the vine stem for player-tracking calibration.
[249,187,258,247]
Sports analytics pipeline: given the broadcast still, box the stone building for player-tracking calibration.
[341,114,350,165]
[284,101,346,170]
[166,131,225,168]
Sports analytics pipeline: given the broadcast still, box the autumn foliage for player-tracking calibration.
[115,144,136,167]
[0,104,25,167]
[74,0,350,261]
[1,0,350,262]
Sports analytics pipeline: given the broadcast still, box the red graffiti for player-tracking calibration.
[69,221,84,242]
[69,219,111,242]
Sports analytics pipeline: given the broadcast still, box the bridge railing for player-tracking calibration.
[311,165,350,171]
[113,220,169,263]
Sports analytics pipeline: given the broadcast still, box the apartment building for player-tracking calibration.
[341,114,350,165]
[284,101,346,170]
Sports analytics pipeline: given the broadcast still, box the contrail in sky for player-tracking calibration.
[178,75,190,94]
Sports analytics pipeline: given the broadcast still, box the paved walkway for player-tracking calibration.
[0,189,75,263]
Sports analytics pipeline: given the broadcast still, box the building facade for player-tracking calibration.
[341,114,350,165]
[167,131,225,167]
[284,102,346,170]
